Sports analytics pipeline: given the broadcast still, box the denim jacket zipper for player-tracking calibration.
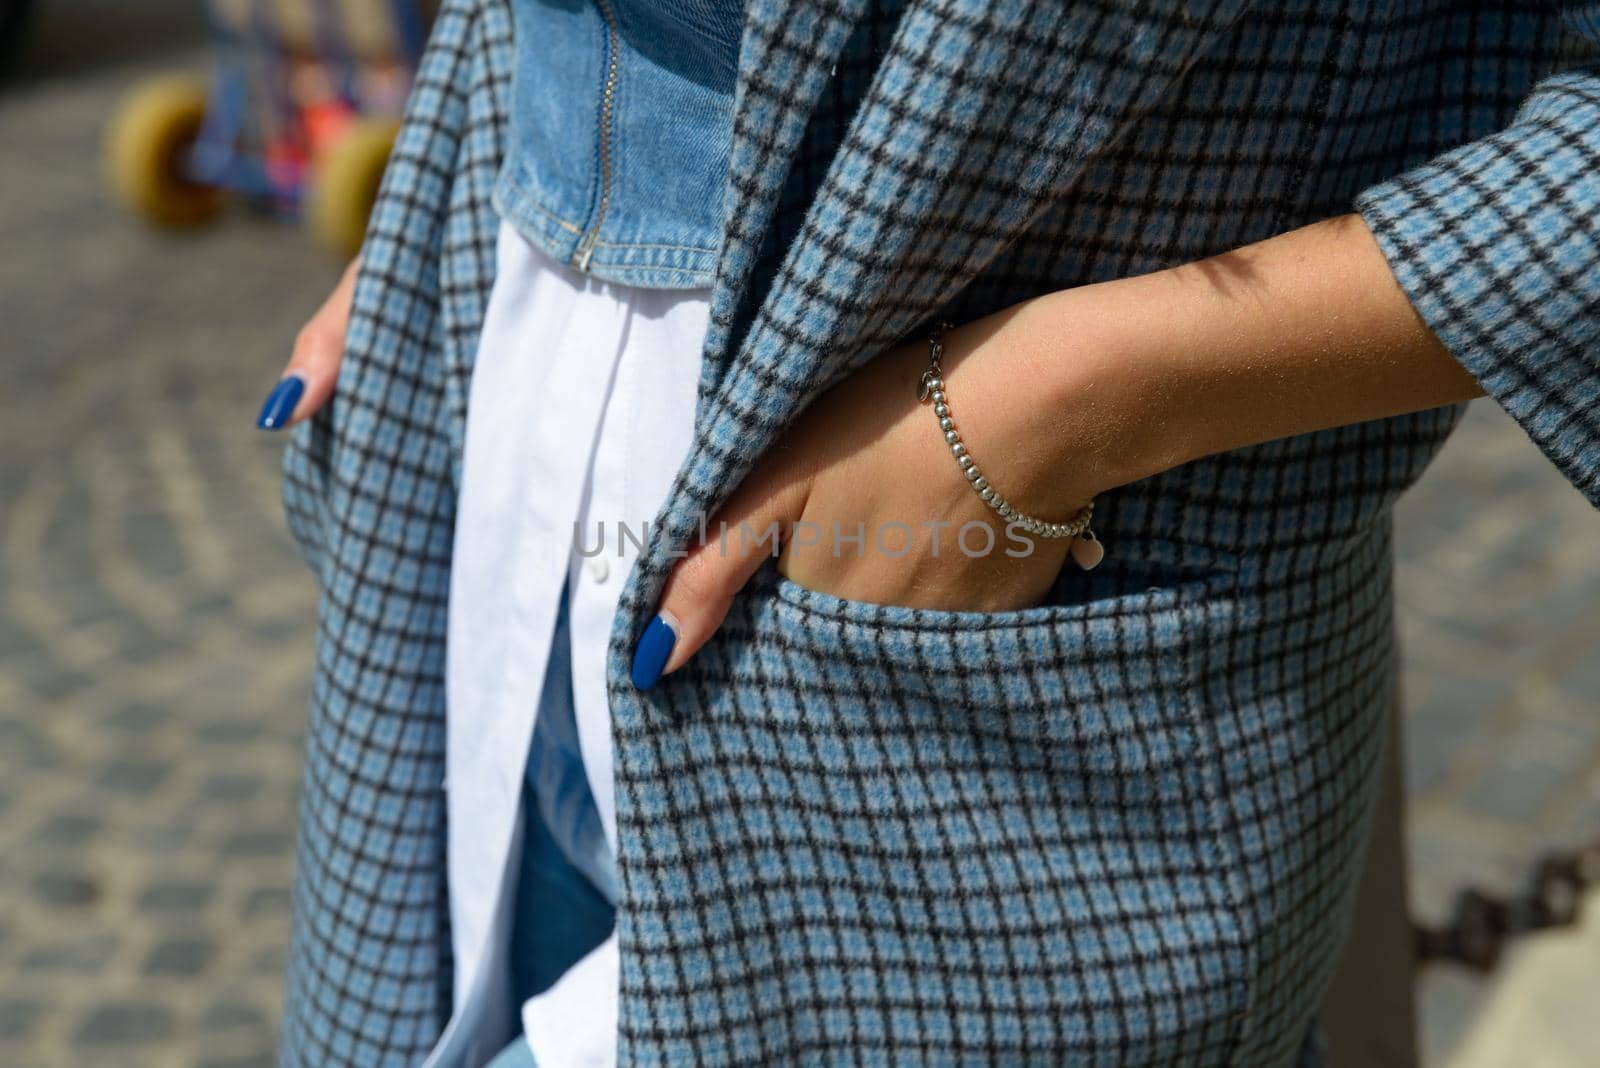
[572,0,621,272]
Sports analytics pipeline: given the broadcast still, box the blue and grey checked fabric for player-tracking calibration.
[279,1,512,1061]
[280,0,1600,1064]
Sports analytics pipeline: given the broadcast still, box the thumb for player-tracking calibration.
[629,463,810,690]
[257,258,358,430]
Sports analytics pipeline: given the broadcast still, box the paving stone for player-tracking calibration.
[0,617,37,659]
[1409,668,1512,728]
[31,871,101,908]
[1551,789,1600,844]
[127,818,196,852]
[0,719,49,751]
[246,945,287,977]
[123,512,189,579]
[96,758,173,795]
[110,623,187,662]
[1461,760,1573,825]
[1505,715,1600,768]
[1555,647,1600,704]
[220,830,292,858]
[201,1001,269,1032]
[19,933,116,974]
[1456,718,1600,824]
[0,1000,45,1040]
[199,773,263,802]
[196,1053,276,1068]
[100,701,166,732]
[1419,966,1489,1068]
[13,657,89,702]
[142,937,215,977]
[243,885,291,917]
[196,720,268,744]
[136,880,215,913]
[248,613,313,643]
[73,1002,174,1045]
[31,812,102,846]
[47,574,123,629]
[188,588,241,616]
[1404,702,1487,797]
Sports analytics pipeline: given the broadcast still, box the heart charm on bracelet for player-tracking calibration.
[1070,530,1105,570]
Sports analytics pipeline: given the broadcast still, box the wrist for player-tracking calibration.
[1016,282,1205,492]
[923,275,1217,526]
[929,303,1093,522]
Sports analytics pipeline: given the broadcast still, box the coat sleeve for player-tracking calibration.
[1353,4,1600,507]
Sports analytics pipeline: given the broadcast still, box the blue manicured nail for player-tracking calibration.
[631,614,677,690]
[256,375,306,430]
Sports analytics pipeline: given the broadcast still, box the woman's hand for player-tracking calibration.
[257,258,359,430]
[632,293,1164,689]
[633,213,1490,689]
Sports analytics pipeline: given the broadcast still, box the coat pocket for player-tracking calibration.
[622,560,1255,1066]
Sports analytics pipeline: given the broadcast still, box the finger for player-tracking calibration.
[257,259,358,430]
[630,460,810,690]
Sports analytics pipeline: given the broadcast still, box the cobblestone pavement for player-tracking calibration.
[1396,402,1600,1066]
[2,10,335,1065]
[1,9,1597,1068]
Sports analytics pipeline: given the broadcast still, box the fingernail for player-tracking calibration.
[256,374,306,430]
[630,613,678,691]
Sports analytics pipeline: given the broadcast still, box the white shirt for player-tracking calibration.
[427,220,708,1068]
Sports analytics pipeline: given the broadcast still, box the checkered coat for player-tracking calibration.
[279,0,1600,1064]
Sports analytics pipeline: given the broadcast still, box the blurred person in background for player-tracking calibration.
[260,0,1600,1066]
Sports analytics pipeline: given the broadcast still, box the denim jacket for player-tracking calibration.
[495,0,745,288]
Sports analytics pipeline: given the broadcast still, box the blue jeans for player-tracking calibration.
[491,583,618,1065]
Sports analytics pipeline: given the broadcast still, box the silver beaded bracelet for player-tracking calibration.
[919,321,1105,569]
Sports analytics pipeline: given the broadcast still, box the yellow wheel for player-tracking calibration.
[105,75,224,228]
[306,118,400,257]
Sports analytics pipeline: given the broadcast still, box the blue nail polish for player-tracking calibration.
[256,375,306,430]
[631,614,677,690]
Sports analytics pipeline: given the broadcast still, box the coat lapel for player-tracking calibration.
[698,0,873,388]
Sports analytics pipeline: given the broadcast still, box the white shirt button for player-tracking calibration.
[587,555,610,583]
